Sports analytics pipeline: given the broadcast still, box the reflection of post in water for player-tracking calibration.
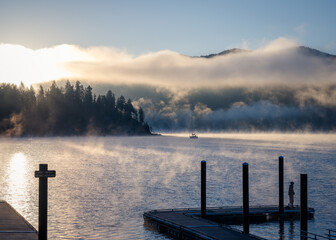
[279,218,284,240]
[289,220,295,240]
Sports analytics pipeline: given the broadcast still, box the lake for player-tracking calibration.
[0,133,335,239]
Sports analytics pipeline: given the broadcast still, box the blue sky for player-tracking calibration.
[1,0,336,55]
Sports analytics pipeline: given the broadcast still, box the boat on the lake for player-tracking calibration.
[189,133,198,139]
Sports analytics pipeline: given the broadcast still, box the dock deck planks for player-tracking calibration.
[144,206,314,239]
[144,208,266,240]
[0,201,37,240]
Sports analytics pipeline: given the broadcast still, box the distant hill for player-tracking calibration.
[196,48,250,58]
[296,46,336,60]
[195,46,336,60]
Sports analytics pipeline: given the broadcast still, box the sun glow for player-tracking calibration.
[0,44,94,86]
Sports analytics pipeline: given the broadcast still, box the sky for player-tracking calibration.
[1,0,336,56]
[0,0,336,86]
[1,1,336,131]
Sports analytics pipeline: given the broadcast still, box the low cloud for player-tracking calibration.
[64,37,336,89]
[130,85,336,132]
[1,37,336,131]
[1,37,336,88]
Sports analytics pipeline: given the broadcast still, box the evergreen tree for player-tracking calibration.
[37,85,45,103]
[106,90,115,109]
[116,95,126,112]
[84,85,93,105]
[139,107,144,124]
[125,99,135,118]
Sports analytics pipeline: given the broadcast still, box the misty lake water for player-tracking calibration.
[0,133,335,239]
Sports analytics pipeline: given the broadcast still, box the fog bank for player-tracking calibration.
[2,37,335,131]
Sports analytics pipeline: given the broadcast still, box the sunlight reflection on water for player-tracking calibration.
[0,134,335,240]
[7,153,28,204]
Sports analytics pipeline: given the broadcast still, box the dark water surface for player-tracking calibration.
[0,133,335,239]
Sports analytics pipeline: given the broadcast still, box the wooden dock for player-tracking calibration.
[144,208,266,240]
[198,205,314,224]
[0,201,37,240]
[144,205,314,240]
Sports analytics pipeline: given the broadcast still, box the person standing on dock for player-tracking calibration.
[288,182,295,207]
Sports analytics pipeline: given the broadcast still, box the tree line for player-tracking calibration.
[0,81,151,136]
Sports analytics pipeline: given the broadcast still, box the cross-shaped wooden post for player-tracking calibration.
[35,164,56,240]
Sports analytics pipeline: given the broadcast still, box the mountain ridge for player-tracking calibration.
[197,48,250,58]
[195,46,336,59]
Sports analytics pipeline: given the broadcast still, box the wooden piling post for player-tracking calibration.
[242,162,249,234]
[35,164,56,240]
[279,156,284,218]
[201,160,206,218]
[300,174,308,240]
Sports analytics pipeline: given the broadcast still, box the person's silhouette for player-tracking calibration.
[288,182,295,207]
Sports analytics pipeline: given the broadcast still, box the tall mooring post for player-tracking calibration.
[242,162,249,234]
[201,160,206,218]
[279,156,284,218]
[300,174,308,240]
[35,164,56,240]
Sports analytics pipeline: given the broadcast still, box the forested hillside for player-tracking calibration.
[0,81,151,136]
